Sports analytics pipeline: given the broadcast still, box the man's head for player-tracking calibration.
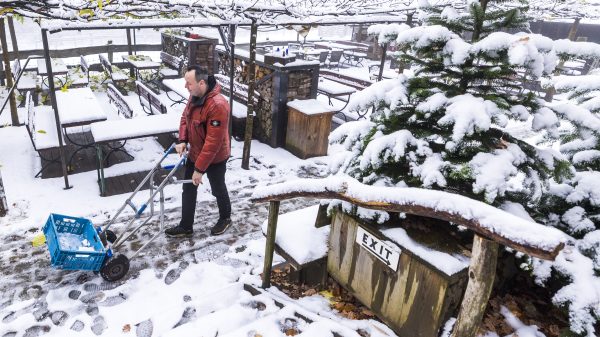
[184,65,209,97]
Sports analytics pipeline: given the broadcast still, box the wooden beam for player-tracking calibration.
[0,170,7,217]
[451,235,498,337]
[241,20,257,170]
[262,200,280,288]
[0,18,18,126]
[251,190,563,260]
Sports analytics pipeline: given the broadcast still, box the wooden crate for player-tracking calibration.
[285,99,335,159]
[327,210,468,337]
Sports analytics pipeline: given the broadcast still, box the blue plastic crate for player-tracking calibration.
[43,213,106,271]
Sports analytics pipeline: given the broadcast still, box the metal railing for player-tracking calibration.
[0,55,42,117]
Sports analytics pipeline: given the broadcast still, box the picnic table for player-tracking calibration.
[55,87,108,167]
[317,78,356,121]
[37,58,68,87]
[122,54,161,82]
[295,48,323,60]
[162,78,188,105]
[342,50,368,67]
[55,88,107,128]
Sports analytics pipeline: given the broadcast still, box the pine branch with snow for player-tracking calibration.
[331,1,570,210]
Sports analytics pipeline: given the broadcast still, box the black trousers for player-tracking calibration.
[180,158,231,230]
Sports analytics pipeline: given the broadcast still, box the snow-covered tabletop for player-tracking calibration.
[318,78,357,96]
[162,78,188,100]
[37,58,68,76]
[122,55,161,69]
[55,88,107,127]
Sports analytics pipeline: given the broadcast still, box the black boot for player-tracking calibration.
[210,218,231,236]
[165,225,193,237]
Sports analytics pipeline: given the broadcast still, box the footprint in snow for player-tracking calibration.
[136,319,153,337]
[70,320,85,331]
[91,316,107,336]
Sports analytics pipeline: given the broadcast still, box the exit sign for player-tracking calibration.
[355,226,401,271]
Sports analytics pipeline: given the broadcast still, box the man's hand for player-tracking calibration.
[175,142,187,156]
[192,171,203,186]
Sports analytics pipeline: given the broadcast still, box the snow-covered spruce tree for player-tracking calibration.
[526,69,600,336]
[329,0,571,222]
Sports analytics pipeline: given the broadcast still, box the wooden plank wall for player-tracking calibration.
[328,211,467,337]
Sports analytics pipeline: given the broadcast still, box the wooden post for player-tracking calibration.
[261,200,280,288]
[0,18,18,126]
[451,234,499,337]
[107,40,113,63]
[228,24,236,142]
[126,29,133,56]
[7,17,18,60]
[545,17,581,102]
[0,170,7,217]
[41,28,71,190]
[241,20,258,170]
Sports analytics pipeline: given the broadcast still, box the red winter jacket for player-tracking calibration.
[178,84,231,173]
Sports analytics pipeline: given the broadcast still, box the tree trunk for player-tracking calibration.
[451,234,499,337]
[0,18,18,126]
[0,170,7,217]
[241,20,258,170]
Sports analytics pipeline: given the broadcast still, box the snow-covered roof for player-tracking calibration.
[41,15,408,32]
[251,176,568,260]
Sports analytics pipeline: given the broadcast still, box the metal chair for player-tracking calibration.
[327,50,343,70]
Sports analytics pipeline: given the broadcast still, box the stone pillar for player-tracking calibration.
[161,32,218,74]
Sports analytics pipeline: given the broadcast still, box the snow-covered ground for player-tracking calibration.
[0,94,557,337]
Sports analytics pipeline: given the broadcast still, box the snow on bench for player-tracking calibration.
[251,176,568,260]
[260,204,330,267]
[25,92,62,151]
[23,91,64,177]
[99,54,128,83]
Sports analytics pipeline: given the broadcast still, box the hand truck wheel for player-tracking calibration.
[99,229,117,246]
[100,254,130,282]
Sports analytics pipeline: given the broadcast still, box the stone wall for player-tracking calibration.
[217,50,319,147]
[162,32,218,75]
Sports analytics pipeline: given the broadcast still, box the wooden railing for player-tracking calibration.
[251,177,566,337]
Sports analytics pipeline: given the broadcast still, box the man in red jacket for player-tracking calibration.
[166,65,232,237]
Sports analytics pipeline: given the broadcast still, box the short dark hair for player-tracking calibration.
[186,65,209,82]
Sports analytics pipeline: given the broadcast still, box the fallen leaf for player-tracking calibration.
[303,288,317,296]
[285,328,298,336]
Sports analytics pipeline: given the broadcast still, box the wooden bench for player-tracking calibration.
[136,80,168,115]
[11,59,38,103]
[107,83,133,119]
[159,52,182,80]
[99,54,128,85]
[53,55,90,89]
[23,91,64,177]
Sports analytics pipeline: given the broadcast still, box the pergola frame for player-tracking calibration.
[39,14,410,189]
